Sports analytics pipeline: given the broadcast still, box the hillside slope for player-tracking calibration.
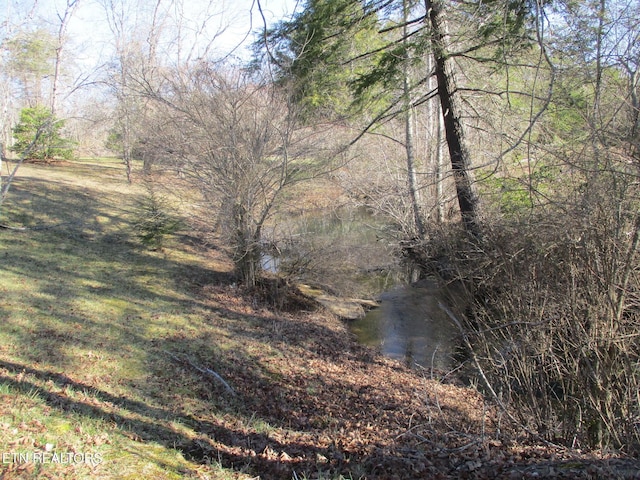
[0,159,636,479]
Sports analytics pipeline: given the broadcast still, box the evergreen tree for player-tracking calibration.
[10,106,75,161]
[258,0,386,119]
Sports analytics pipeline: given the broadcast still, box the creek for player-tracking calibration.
[266,206,458,369]
[349,279,456,369]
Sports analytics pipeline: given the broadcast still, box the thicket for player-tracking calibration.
[426,168,640,454]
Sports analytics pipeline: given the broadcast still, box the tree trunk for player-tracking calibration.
[632,68,639,159]
[424,0,481,235]
[403,0,425,238]
[233,203,262,287]
[51,0,81,116]
[436,101,446,223]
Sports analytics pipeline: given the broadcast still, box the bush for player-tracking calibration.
[427,184,640,454]
[10,106,75,161]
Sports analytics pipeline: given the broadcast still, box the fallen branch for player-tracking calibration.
[164,350,236,396]
[0,221,82,231]
[0,224,28,231]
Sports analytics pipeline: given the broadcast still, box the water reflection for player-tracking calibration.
[349,280,456,370]
[261,254,280,273]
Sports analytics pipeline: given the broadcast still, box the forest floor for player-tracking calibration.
[0,158,638,479]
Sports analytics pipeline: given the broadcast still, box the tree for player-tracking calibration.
[141,66,333,286]
[261,0,438,240]
[10,105,74,161]
[258,0,386,120]
[5,30,56,108]
[100,0,148,182]
[50,0,81,116]
[423,0,481,234]
[1,1,38,159]
[261,0,540,237]
[99,0,230,181]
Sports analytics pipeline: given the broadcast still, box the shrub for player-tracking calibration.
[427,184,640,454]
[133,184,181,250]
[10,106,75,161]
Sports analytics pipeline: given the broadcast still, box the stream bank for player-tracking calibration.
[266,204,459,369]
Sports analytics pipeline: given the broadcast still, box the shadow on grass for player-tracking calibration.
[1,173,233,368]
[0,350,344,479]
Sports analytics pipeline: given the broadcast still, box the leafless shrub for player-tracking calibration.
[427,174,640,455]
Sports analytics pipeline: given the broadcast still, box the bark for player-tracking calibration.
[403,0,425,237]
[424,0,481,235]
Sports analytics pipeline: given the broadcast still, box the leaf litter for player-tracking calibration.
[174,283,640,479]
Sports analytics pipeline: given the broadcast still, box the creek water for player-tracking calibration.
[268,206,458,369]
[349,279,456,370]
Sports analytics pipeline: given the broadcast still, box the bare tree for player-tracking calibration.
[99,0,233,181]
[143,66,332,286]
[100,0,146,182]
[50,0,81,116]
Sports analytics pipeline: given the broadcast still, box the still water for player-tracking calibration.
[268,206,457,369]
[349,279,457,370]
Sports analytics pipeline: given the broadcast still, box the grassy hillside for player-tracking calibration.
[0,159,636,479]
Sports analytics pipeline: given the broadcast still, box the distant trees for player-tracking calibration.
[99,0,156,182]
[4,29,56,105]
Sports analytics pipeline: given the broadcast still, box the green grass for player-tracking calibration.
[0,159,248,479]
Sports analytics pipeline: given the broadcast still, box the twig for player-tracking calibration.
[438,301,565,449]
[163,350,236,396]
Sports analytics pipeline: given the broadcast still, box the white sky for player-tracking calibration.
[4,0,299,64]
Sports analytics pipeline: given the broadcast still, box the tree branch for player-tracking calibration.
[164,350,236,396]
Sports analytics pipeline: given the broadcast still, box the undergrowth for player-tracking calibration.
[425,192,640,455]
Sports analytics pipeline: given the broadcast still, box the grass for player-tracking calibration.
[0,158,247,479]
[2,158,624,479]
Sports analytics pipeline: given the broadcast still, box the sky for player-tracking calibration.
[71,0,298,61]
[3,0,299,64]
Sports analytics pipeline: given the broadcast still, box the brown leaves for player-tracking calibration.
[161,279,640,479]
